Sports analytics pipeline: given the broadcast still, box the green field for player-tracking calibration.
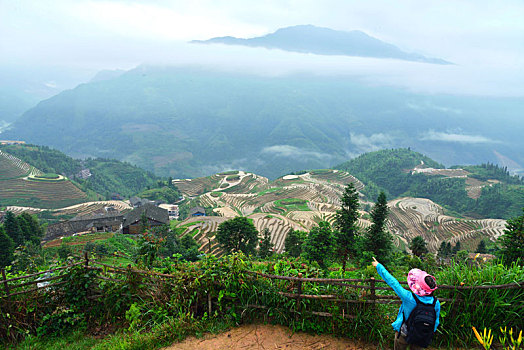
[274,198,310,211]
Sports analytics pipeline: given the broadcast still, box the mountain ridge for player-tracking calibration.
[192,25,452,64]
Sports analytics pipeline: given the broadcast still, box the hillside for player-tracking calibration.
[171,167,507,256]
[192,25,451,64]
[335,149,524,219]
[0,144,159,198]
[3,66,524,179]
[0,149,88,209]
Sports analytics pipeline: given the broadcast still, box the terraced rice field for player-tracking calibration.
[0,150,88,208]
[174,168,507,256]
[387,197,506,252]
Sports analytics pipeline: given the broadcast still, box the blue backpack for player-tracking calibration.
[404,292,437,348]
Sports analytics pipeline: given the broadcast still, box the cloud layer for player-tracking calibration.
[420,131,499,144]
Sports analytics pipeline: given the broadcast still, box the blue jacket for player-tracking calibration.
[376,263,440,332]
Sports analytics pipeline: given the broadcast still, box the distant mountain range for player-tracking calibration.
[192,25,451,64]
[3,65,523,180]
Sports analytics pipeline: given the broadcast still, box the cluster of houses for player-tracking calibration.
[44,199,205,241]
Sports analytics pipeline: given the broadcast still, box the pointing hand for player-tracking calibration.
[371,257,379,267]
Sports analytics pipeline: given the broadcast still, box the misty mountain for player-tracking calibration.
[3,65,523,179]
[192,25,451,64]
[0,65,97,124]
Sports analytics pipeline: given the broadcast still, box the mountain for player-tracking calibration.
[170,167,507,254]
[0,144,160,200]
[192,25,451,64]
[3,66,524,179]
[335,149,524,219]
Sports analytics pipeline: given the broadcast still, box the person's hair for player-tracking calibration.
[425,276,437,289]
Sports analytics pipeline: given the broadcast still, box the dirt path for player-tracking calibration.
[164,324,381,350]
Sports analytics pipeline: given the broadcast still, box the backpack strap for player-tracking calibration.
[412,291,437,307]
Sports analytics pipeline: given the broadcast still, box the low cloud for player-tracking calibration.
[406,102,462,114]
[349,132,396,153]
[261,145,332,160]
[420,130,499,143]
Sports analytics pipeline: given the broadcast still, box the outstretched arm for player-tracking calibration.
[372,257,411,301]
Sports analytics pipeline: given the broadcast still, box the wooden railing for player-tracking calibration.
[2,255,523,321]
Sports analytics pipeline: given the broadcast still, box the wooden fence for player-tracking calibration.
[2,255,523,321]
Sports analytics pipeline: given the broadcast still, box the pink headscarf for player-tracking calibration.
[407,268,437,296]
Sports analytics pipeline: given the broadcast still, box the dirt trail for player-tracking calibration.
[164,324,380,350]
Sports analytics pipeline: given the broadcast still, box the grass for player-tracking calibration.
[274,198,310,211]
[218,170,238,175]
[44,232,114,248]
[11,314,235,350]
[226,175,240,181]
[210,192,223,197]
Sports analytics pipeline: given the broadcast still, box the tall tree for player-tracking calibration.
[216,217,258,255]
[258,228,274,259]
[475,240,487,254]
[409,236,428,257]
[362,192,392,262]
[4,211,23,247]
[452,241,462,255]
[304,221,334,268]
[334,182,360,270]
[284,229,306,257]
[499,208,524,266]
[0,227,14,267]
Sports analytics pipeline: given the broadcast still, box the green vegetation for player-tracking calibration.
[209,191,223,197]
[409,236,429,257]
[335,148,443,199]
[303,221,334,267]
[257,228,274,259]
[218,170,238,175]
[284,229,307,257]
[1,211,45,267]
[462,163,523,184]
[215,217,258,255]
[361,192,393,264]
[137,182,181,203]
[225,175,240,181]
[334,182,360,270]
[0,144,159,199]
[335,148,524,219]
[274,198,309,211]
[1,205,524,349]
[499,209,524,266]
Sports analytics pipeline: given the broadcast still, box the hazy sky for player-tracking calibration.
[1,0,524,96]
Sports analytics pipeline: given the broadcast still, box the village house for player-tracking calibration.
[189,206,206,217]
[159,204,179,220]
[45,211,124,241]
[121,203,169,234]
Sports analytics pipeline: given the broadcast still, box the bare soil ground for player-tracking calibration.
[164,324,381,350]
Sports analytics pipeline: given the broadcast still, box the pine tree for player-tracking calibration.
[304,221,334,267]
[258,228,274,259]
[0,227,14,267]
[452,241,462,255]
[410,236,428,257]
[437,241,448,259]
[4,211,23,247]
[476,240,487,254]
[362,192,392,262]
[499,208,524,266]
[284,229,306,257]
[334,182,360,270]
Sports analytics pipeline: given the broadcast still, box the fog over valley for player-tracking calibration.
[1,0,524,177]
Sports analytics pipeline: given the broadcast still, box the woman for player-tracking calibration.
[372,257,440,349]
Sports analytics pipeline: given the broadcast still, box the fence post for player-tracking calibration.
[295,273,303,320]
[1,268,10,298]
[370,277,376,309]
[84,251,89,268]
